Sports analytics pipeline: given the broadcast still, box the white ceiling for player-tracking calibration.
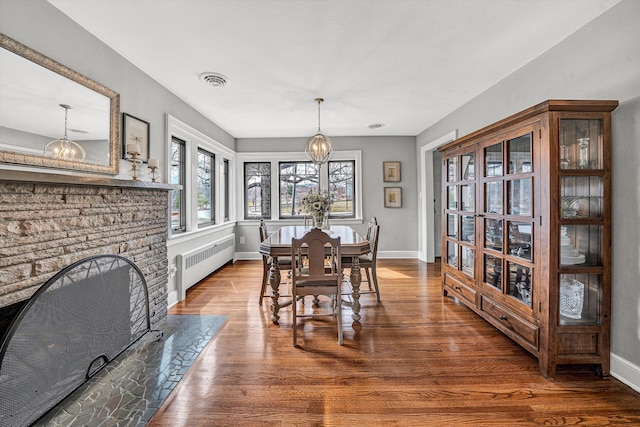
[48,0,620,139]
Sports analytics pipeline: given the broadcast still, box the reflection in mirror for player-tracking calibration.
[0,33,120,174]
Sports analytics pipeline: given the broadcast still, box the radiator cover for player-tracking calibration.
[177,233,235,300]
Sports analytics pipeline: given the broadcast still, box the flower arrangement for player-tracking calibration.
[301,190,330,228]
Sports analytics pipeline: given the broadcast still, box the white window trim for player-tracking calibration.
[236,150,362,224]
[166,114,236,239]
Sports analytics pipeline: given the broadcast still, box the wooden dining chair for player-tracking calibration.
[258,219,293,305]
[291,228,343,346]
[342,217,381,302]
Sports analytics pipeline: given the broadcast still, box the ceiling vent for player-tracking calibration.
[199,72,229,87]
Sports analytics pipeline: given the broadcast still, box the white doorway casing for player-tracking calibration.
[418,130,457,262]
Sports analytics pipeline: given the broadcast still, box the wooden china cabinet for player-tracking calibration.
[440,100,618,378]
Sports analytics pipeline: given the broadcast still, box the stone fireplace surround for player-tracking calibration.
[0,169,176,334]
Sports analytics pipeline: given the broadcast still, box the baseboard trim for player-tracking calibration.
[611,353,640,393]
[235,251,419,261]
[234,252,261,261]
[377,251,418,259]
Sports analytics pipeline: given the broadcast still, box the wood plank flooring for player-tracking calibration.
[148,259,640,426]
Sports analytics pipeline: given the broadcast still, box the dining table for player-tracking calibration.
[259,225,371,325]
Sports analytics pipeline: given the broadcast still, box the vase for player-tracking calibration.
[578,137,590,169]
[313,213,324,229]
[560,278,584,319]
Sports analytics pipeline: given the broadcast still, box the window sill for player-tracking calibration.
[168,221,236,244]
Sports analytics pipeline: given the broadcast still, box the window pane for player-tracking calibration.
[560,176,603,219]
[461,215,474,243]
[508,262,532,306]
[559,274,601,324]
[447,241,458,268]
[461,152,475,180]
[447,185,457,210]
[170,137,185,232]
[447,214,458,238]
[447,157,458,182]
[279,162,319,217]
[508,178,532,216]
[461,246,474,277]
[329,160,355,217]
[484,254,502,290]
[508,221,532,260]
[485,218,502,252]
[245,162,271,219]
[560,119,603,170]
[485,181,502,214]
[508,134,531,174]
[560,225,602,267]
[485,143,502,177]
[461,184,474,211]
[197,149,214,226]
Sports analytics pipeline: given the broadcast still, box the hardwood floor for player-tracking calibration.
[148,259,640,426]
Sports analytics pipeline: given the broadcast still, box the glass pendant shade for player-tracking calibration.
[44,104,86,161]
[305,98,333,165]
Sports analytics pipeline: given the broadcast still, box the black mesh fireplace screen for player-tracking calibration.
[0,255,151,427]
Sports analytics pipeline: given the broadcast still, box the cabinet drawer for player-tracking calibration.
[444,274,477,306]
[481,296,539,351]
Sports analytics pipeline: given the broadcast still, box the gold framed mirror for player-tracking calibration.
[0,33,120,174]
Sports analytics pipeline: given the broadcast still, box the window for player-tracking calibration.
[167,115,236,238]
[279,162,320,217]
[224,159,230,222]
[328,160,355,218]
[245,162,271,219]
[238,150,362,222]
[170,137,186,232]
[197,149,215,226]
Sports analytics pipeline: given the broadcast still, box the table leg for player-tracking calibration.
[349,256,362,323]
[269,257,281,324]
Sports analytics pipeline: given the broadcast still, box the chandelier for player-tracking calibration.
[304,98,333,165]
[44,104,86,161]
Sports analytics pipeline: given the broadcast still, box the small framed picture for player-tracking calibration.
[384,187,402,208]
[383,161,401,182]
[122,113,150,162]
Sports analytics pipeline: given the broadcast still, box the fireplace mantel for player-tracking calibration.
[0,169,179,191]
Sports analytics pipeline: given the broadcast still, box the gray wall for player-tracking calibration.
[417,0,640,373]
[0,0,235,171]
[238,136,418,253]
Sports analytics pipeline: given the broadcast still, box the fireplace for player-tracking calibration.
[0,170,176,425]
[0,170,175,329]
[0,255,155,426]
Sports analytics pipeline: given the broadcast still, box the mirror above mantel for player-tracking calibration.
[0,33,120,175]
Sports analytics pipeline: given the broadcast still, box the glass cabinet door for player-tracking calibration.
[558,118,606,325]
[443,149,477,279]
[481,133,534,310]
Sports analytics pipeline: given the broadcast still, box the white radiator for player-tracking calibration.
[176,233,235,300]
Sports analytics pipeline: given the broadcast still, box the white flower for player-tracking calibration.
[301,190,331,216]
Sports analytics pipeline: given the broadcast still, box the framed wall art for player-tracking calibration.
[122,113,150,162]
[384,187,402,208]
[383,161,401,182]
